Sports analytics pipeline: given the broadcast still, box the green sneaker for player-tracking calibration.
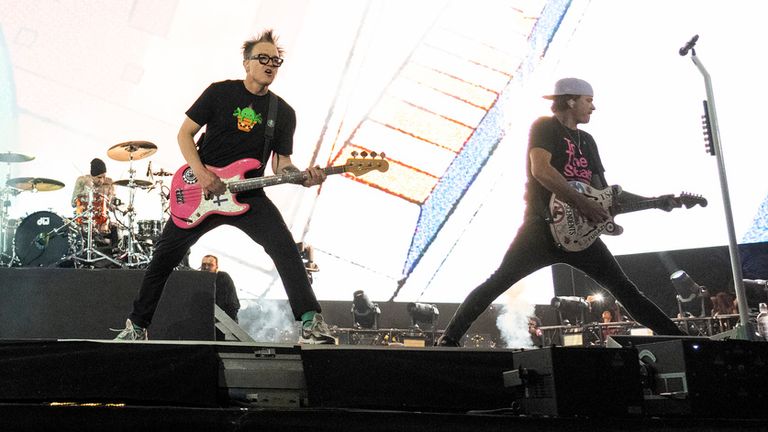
[113,319,148,341]
[298,313,337,345]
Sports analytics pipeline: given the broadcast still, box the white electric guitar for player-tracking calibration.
[549,181,707,252]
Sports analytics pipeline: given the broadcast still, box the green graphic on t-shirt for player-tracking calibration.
[233,106,262,132]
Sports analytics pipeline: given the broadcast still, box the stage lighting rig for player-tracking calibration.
[351,290,381,330]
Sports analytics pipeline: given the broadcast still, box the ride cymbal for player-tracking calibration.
[107,141,157,161]
[113,179,153,188]
[0,152,35,163]
[6,177,65,192]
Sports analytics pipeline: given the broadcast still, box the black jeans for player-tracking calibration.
[128,195,320,328]
[442,219,683,341]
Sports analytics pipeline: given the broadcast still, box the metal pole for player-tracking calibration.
[688,50,753,339]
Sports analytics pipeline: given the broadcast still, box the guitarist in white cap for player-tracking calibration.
[437,78,686,346]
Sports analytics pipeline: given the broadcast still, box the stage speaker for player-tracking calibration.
[0,268,215,340]
[301,345,519,412]
[504,346,643,417]
[0,340,220,407]
[632,338,768,418]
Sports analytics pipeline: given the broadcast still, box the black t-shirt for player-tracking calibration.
[214,271,240,322]
[524,116,605,220]
[186,79,296,174]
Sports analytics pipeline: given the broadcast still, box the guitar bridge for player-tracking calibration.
[175,189,184,204]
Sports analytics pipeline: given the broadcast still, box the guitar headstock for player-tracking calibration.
[678,192,708,209]
[345,151,389,176]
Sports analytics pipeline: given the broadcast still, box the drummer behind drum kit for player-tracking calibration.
[0,142,172,268]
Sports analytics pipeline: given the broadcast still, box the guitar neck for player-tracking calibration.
[614,197,670,215]
[228,165,347,193]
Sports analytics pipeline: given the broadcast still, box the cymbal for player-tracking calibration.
[113,179,153,188]
[0,152,35,163]
[107,141,157,161]
[6,177,65,192]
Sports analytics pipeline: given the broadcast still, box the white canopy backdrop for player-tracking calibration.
[0,1,766,343]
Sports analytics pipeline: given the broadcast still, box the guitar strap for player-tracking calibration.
[261,91,278,169]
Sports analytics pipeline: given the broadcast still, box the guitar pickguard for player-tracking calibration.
[181,173,248,226]
[549,182,618,252]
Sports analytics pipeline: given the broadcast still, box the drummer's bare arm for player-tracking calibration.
[71,176,84,207]
[178,116,225,196]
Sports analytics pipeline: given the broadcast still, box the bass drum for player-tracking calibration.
[14,211,75,267]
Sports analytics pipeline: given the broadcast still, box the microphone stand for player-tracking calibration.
[681,36,755,340]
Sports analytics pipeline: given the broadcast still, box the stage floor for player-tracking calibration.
[1,402,766,432]
[0,338,766,431]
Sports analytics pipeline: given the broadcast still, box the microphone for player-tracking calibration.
[34,233,49,249]
[679,34,699,56]
[146,161,152,177]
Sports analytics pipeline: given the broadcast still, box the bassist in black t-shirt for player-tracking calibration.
[114,29,336,344]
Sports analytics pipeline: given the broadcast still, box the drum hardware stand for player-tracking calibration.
[0,162,22,266]
[105,140,157,267]
[67,187,124,268]
[680,35,756,341]
[118,155,151,268]
[0,186,20,266]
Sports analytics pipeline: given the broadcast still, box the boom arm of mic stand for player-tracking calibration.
[686,50,754,340]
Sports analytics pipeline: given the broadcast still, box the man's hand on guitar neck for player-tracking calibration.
[274,154,326,188]
[656,194,678,212]
[302,165,326,187]
[195,167,226,198]
[278,164,327,187]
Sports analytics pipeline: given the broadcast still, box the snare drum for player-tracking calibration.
[137,220,162,241]
[74,193,110,226]
[14,211,78,267]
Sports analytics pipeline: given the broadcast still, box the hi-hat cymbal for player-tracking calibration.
[107,141,157,161]
[0,152,35,163]
[6,177,65,192]
[113,179,153,188]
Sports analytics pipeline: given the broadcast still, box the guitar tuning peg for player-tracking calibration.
[351,151,358,157]
[361,151,369,158]
[380,152,386,159]
[370,151,378,158]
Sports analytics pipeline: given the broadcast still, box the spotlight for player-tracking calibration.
[744,279,768,293]
[351,290,380,329]
[551,296,589,326]
[406,302,439,329]
[670,270,706,299]
[551,296,589,310]
[670,270,707,319]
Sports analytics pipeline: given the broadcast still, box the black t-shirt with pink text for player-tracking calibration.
[524,116,605,220]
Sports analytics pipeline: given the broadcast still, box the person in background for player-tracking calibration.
[711,291,737,317]
[71,158,119,250]
[200,254,241,323]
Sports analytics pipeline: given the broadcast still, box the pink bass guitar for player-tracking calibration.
[170,154,389,229]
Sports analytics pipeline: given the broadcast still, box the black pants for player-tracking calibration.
[442,219,684,341]
[128,195,320,329]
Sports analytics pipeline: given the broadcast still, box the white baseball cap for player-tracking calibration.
[543,78,593,100]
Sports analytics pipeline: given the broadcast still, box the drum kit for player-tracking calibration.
[0,142,172,268]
